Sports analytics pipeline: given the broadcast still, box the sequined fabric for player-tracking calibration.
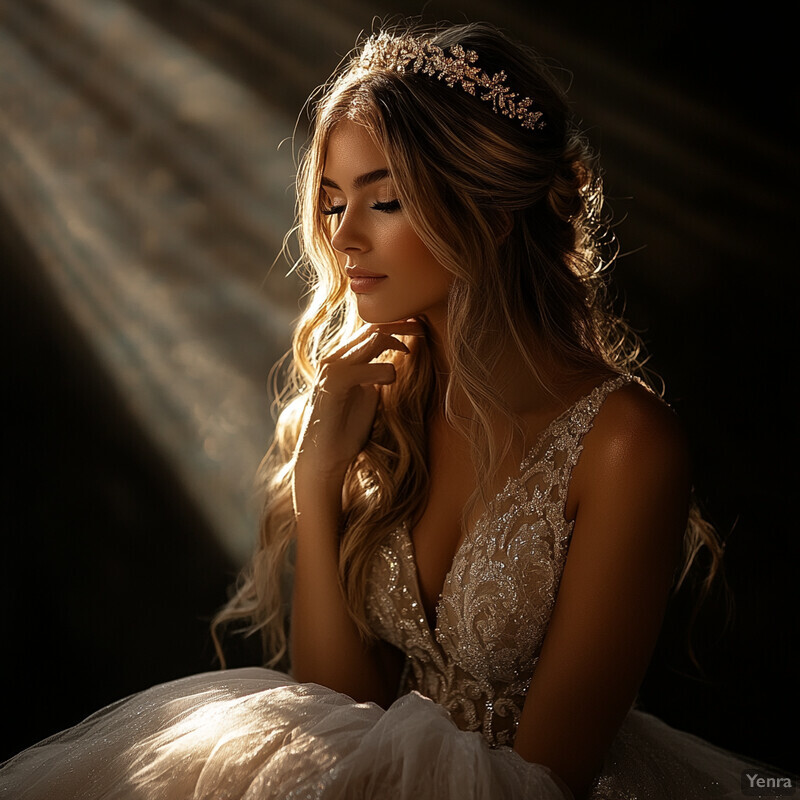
[366,374,633,747]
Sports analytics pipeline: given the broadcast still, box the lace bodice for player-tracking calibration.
[366,374,635,747]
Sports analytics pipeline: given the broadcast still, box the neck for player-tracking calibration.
[425,318,603,423]
[418,310,451,376]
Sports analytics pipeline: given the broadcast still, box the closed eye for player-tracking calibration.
[372,199,401,213]
[320,199,401,216]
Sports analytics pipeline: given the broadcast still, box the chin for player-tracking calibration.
[355,302,408,325]
[358,312,395,325]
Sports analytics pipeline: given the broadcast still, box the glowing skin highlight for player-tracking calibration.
[322,120,453,329]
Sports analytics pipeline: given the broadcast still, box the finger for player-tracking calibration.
[350,361,396,385]
[324,320,423,364]
[316,358,398,393]
[317,362,395,389]
[326,324,377,360]
[341,331,409,362]
[370,319,427,337]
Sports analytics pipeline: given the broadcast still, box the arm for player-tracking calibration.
[290,323,416,705]
[513,385,690,799]
[291,475,398,704]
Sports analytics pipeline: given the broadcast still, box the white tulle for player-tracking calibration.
[1,667,795,799]
[0,668,572,800]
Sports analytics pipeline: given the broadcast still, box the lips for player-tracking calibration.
[346,266,386,278]
[346,266,387,294]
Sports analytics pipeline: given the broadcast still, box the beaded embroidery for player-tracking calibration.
[366,374,634,747]
[356,32,546,131]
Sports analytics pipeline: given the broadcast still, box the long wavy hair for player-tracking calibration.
[212,21,724,670]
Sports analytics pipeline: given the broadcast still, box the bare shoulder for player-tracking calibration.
[568,379,691,518]
[587,379,688,466]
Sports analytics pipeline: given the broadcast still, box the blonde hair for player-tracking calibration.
[212,21,724,669]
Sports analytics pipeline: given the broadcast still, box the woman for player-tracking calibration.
[1,20,794,800]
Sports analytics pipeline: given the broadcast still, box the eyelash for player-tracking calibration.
[321,199,401,216]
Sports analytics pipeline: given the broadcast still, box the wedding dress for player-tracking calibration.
[1,375,793,799]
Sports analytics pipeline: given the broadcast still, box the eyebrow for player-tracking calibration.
[320,168,391,191]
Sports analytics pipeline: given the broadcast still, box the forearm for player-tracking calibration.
[288,324,416,704]
[290,479,391,704]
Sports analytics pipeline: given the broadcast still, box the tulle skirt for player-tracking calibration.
[0,668,794,799]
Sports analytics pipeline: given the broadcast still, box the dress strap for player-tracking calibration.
[568,373,636,439]
[518,373,636,480]
[546,373,637,558]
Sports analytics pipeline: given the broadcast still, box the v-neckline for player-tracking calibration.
[400,373,628,638]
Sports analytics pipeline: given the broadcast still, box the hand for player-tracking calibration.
[293,320,424,501]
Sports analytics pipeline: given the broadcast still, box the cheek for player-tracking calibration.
[387,223,445,274]
[374,217,453,302]
[403,237,452,294]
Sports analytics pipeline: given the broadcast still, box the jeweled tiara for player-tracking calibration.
[355,32,545,131]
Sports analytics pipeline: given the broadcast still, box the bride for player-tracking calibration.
[1,20,795,800]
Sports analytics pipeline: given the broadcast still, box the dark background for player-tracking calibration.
[1,0,797,775]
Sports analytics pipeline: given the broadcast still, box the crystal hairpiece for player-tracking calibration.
[356,33,545,131]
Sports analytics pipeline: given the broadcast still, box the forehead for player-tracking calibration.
[322,119,389,183]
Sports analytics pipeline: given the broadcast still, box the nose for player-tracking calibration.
[330,207,369,255]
